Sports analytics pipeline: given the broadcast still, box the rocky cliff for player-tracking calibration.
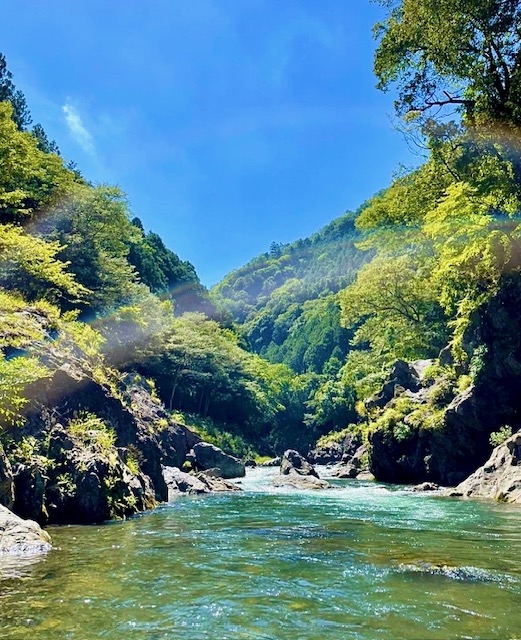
[447,432,521,503]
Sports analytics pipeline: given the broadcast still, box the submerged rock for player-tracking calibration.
[272,474,330,490]
[0,504,51,555]
[413,482,440,492]
[447,432,521,503]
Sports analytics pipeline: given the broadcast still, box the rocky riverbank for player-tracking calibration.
[447,432,521,503]
[0,504,51,555]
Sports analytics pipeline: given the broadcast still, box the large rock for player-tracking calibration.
[42,426,156,524]
[188,443,245,479]
[0,504,51,555]
[309,432,362,465]
[163,466,241,499]
[10,364,204,524]
[366,360,422,410]
[447,432,521,503]
[274,450,330,489]
[0,444,14,509]
[273,474,330,490]
[332,444,368,479]
[280,449,318,477]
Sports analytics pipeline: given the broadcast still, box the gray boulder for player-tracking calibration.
[273,474,330,490]
[332,444,368,479]
[163,466,241,498]
[0,504,51,555]
[195,472,242,493]
[447,432,521,503]
[188,443,245,479]
[163,466,208,498]
[280,449,318,477]
[274,450,330,489]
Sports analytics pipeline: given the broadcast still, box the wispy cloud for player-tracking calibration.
[62,101,95,155]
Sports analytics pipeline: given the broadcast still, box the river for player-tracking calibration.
[1,467,520,639]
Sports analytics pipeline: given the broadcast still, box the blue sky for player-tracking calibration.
[1,1,420,286]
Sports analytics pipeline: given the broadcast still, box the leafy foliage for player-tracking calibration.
[374,0,521,127]
[0,102,76,224]
[211,212,368,377]
[127,219,215,315]
[0,355,49,428]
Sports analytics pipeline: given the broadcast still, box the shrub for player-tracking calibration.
[489,425,513,447]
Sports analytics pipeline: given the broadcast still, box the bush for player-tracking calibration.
[489,425,513,447]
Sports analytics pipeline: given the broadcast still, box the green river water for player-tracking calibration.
[1,467,520,640]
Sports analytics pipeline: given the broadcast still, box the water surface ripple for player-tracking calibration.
[1,467,520,639]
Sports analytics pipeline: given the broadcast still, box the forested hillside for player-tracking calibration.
[2,0,521,528]
[211,211,369,375]
[212,0,521,488]
[0,53,338,526]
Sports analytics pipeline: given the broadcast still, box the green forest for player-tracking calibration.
[2,0,521,525]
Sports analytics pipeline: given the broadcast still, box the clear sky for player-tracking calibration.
[0,1,420,286]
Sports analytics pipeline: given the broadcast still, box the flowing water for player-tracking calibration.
[1,467,521,639]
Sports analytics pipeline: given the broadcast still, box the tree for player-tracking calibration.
[127,222,214,315]
[339,253,448,360]
[0,53,31,129]
[0,224,88,302]
[42,184,141,314]
[0,103,75,224]
[374,0,521,127]
[31,123,60,155]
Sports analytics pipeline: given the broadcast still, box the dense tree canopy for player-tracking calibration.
[374,0,521,126]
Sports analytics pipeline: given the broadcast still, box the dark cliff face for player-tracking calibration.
[467,275,521,426]
[368,277,521,486]
[369,385,492,485]
[4,357,201,525]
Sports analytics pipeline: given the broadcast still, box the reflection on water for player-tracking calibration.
[1,467,520,639]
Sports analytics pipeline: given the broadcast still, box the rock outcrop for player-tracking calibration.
[0,504,51,555]
[366,360,424,410]
[12,426,156,525]
[309,432,363,466]
[447,432,521,503]
[332,444,369,479]
[6,360,202,524]
[187,442,245,479]
[365,351,513,486]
